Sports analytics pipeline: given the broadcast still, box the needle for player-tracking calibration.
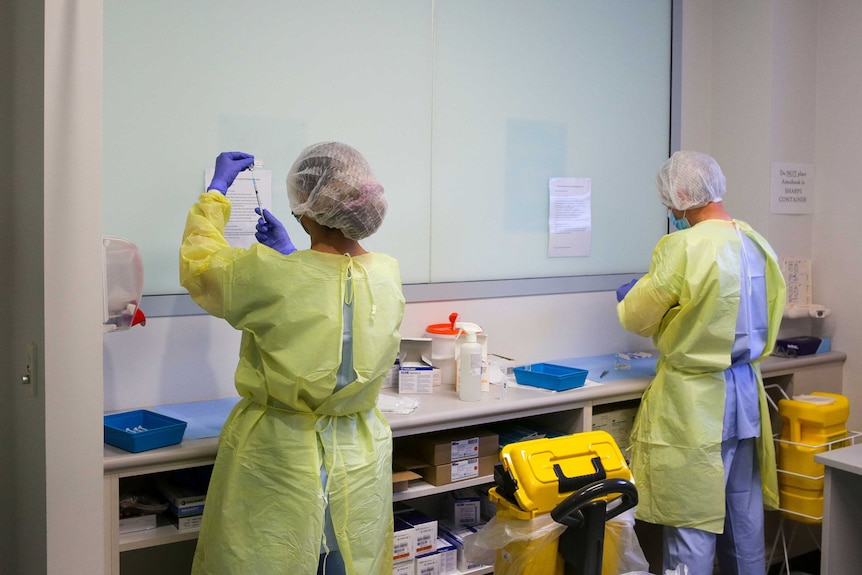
[250,161,265,223]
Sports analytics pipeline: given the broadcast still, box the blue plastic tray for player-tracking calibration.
[513,363,588,391]
[104,410,187,453]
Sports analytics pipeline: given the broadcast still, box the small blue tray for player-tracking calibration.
[104,410,187,453]
[513,363,588,391]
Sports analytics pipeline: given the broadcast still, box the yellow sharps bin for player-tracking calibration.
[491,430,635,575]
[777,392,849,523]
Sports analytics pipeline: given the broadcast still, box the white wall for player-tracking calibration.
[678,1,859,432]
[43,2,105,573]
[814,0,862,430]
[104,292,652,411]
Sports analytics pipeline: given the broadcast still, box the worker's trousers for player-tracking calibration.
[663,437,764,575]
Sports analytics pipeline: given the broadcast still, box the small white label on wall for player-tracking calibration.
[771,163,814,214]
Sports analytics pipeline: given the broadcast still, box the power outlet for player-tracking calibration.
[26,342,38,397]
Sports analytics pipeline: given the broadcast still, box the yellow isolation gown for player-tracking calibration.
[180,191,405,573]
[617,219,786,533]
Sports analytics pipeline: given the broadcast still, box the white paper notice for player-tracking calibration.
[771,162,814,215]
[203,168,273,248]
[548,177,591,257]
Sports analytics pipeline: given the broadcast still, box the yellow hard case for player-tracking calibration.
[498,430,632,514]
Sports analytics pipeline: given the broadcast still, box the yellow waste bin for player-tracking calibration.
[490,430,634,575]
[777,392,849,523]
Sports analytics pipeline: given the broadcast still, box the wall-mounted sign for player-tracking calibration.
[771,162,814,214]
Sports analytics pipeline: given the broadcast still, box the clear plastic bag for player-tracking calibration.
[463,512,566,573]
[465,507,653,575]
[603,508,650,574]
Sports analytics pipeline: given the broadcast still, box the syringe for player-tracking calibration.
[249,160,265,222]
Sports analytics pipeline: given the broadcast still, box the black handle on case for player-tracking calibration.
[550,477,638,528]
[554,456,606,494]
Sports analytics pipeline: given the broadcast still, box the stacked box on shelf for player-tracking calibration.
[393,517,418,565]
[395,427,499,487]
[414,551,440,575]
[156,467,211,532]
[395,508,438,557]
[591,404,639,452]
[438,523,489,573]
[433,537,458,575]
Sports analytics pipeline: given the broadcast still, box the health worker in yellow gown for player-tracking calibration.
[616,151,786,575]
[180,142,405,574]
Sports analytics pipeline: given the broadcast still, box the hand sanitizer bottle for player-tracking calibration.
[457,323,483,402]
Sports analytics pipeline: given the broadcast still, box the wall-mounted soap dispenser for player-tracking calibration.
[102,236,146,332]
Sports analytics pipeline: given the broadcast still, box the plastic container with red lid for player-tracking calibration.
[424,313,483,386]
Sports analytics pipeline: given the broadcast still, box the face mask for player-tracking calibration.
[668,209,690,231]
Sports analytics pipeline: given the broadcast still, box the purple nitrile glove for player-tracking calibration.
[616,278,639,302]
[255,208,297,255]
[209,151,254,194]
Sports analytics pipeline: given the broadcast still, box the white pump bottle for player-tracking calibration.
[456,322,483,402]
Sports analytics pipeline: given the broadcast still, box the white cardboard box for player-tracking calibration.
[395,509,438,556]
[434,537,458,575]
[394,517,417,564]
[399,339,440,394]
[438,524,485,572]
[414,551,440,575]
[592,406,638,451]
[447,491,482,526]
[381,360,399,389]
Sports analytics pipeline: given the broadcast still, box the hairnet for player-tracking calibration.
[287,142,386,241]
[656,151,727,211]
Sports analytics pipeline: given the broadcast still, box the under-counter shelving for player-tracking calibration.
[105,351,847,574]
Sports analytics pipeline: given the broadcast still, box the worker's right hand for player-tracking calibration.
[208,151,254,194]
[255,208,297,255]
[616,278,639,302]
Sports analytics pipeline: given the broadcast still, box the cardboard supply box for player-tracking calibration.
[591,405,639,452]
[171,513,203,532]
[447,490,482,526]
[398,338,441,394]
[393,517,417,564]
[433,537,458,575]
[392,560,415,575]
[381,360,399,389]
[414,552,440,575]
[418,454,496,487]
[392,469,422,493]
[438,524,489,573]
[395,509,438,556]
[403,428,499,466]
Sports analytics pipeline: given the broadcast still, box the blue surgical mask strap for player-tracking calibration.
[668,208,691,231]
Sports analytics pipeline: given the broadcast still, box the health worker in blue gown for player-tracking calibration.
[180,142,405,574]
[616,151,786,575]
